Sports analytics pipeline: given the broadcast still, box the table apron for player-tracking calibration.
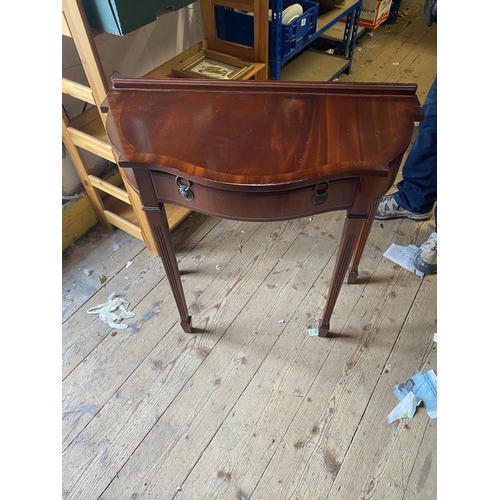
[150,171,361,221]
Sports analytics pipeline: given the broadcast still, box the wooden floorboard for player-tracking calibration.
[62,1,437,498]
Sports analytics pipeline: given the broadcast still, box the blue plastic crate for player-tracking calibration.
[215,0,319,58]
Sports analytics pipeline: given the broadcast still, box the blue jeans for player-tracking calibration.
[394,78,437,232]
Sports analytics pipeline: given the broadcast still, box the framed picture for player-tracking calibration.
[172,50,254,80]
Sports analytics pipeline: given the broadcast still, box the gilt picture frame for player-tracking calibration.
[172,50,254,80]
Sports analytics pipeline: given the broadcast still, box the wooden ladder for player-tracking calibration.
[62,0,270,252]
[62,0,192,253]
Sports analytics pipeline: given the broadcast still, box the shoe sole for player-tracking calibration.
[414,249,437,274]
[374,213,433,221]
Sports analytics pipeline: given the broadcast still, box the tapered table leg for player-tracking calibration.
[143,204,192,333]
[347,199,378,284]
[318,215,366,337]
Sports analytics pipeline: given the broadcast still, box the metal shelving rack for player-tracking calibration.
[271,0,363,80]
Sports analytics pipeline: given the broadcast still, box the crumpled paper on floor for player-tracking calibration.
[384,370,437,425]
[87,292,135,329]
[383,243,425,277]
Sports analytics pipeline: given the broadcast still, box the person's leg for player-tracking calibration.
[411,96,437,274]
[394,78,437,213]
[376,78,437,220]
[376,79,438,273]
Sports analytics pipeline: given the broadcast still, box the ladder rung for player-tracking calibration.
[62,78,95,105]
[88,175,130,204]
[67,127,115,162]
[104,211,143,241]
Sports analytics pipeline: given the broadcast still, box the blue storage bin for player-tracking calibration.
[215,0,319,58]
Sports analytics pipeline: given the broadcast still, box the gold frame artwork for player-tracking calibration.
[172,50,254,80]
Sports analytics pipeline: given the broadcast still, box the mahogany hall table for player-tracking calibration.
[102,78,423,337]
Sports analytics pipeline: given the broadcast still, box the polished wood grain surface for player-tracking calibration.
[103,78,423,190]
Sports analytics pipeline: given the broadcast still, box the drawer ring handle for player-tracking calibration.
[175,176,194,202]
[312,182,329,205]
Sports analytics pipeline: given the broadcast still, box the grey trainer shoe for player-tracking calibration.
[375,193,433,221]
[414,231,437,274]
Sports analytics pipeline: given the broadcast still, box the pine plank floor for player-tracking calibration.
[62,2,437,498]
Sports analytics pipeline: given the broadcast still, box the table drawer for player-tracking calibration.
[150,172,359,221]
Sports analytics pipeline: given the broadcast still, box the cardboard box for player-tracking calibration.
[358,0,392,29]
[82,0,195,35]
